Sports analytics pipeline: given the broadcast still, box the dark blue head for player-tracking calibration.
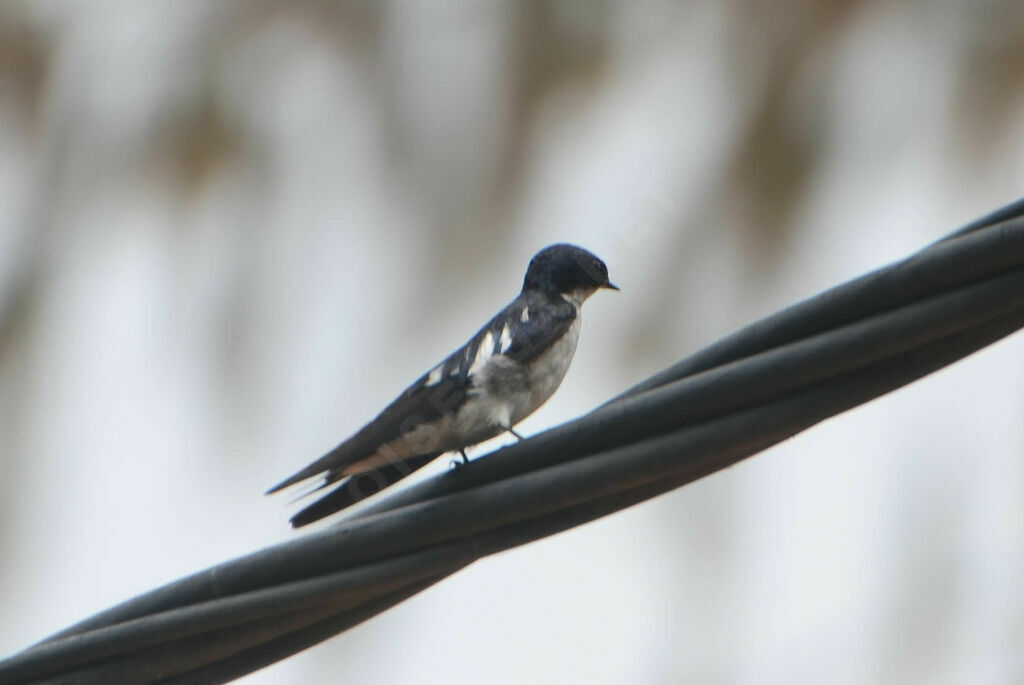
[522,244,618,300]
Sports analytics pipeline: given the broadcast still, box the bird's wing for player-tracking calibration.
[264,367,471,494]
[496,290,577,363]
[266,292,576,498]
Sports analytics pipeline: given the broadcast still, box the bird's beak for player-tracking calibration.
[603,281,620,291]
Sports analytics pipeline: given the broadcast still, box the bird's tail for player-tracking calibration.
[289,452,439,528]
[264,437,368,495]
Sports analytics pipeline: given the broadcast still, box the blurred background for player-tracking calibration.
[1,1,1023,683]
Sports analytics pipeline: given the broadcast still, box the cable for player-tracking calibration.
[2,199,1023,684]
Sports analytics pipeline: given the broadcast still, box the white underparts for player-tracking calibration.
[347,301,583,475]
[561,287,596,308]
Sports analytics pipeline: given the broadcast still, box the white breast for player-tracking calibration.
[515,314,581,423]
[448,310,582,446]
[345,307,584,473]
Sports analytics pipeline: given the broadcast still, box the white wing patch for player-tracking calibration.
[426,364,444,386]
[468,331,495,375]
[499,324,513,353]
[520,306,529,322]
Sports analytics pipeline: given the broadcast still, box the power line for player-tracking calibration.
[3,199,1024,684]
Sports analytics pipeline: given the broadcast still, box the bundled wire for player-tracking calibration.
[3,197,1024,684]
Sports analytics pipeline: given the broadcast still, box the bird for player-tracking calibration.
[267,243,618,527]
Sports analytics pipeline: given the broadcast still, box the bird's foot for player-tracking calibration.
[503,425,525,441]
[449,449,470,470]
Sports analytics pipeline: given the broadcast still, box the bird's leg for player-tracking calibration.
[449,449,470,470]
[503,425,524,441]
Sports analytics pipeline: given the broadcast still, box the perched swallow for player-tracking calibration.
[267,243,618,527]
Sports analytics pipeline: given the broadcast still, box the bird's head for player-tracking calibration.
[522,244,619,304]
